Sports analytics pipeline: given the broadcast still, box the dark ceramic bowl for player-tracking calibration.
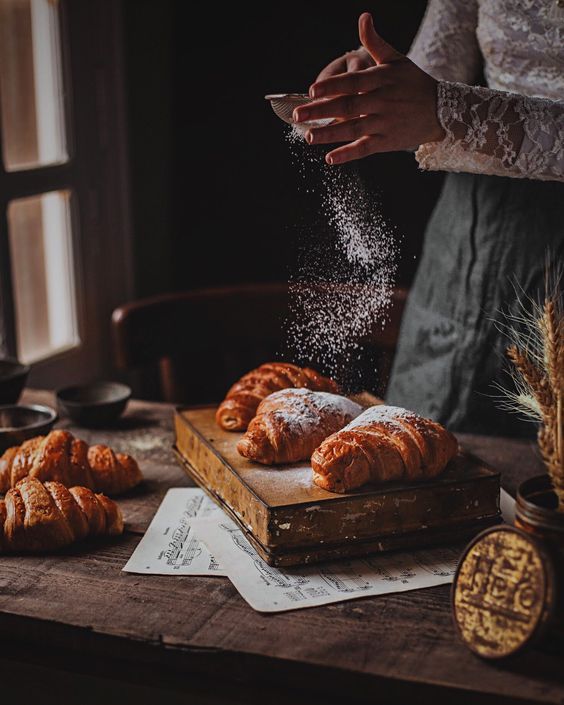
[0,404,58,453]
[56,381,131,427]
[0,359,30,404]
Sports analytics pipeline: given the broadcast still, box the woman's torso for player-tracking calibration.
[477,0,564,99]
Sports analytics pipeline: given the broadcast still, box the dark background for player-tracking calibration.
[122,1,444,298]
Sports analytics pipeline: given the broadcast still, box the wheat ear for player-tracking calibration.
[540,300,564,507]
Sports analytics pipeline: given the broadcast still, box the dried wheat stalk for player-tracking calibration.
[502,288,563,510]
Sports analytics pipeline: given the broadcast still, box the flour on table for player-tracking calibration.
[118,434,169,453]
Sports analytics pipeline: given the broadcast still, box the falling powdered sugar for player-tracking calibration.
[286,122,308,144]
[283,125,399,391]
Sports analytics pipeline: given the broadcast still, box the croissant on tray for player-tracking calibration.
[237,388,362,465]
[0,477,123,553]
[311,405,458,493]
[0,430,143,496]
[216,362,339,432]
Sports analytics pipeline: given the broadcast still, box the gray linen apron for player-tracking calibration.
[386,172,564,437]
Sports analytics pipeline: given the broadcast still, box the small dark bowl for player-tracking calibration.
[56,381,131,427]
[0,359,30,404]
[0,404,58,453]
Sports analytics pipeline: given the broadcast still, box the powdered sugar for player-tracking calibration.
[345,404,413,431]
[283,126,399,390]
[257,388,362,439]
[287,122,308,143]
[240,388,363,464]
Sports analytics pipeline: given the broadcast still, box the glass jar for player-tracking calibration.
[515,474,564,641]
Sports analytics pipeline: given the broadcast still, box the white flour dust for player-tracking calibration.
[283,125,399,390]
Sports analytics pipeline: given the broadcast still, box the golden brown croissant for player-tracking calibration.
[311,405,458,493]
[0,477,123,553]
[87,444,143,496]
[0,430,142,496]
[216,362,339,431]
[237,388,362,465]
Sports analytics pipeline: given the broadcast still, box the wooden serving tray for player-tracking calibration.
[174,406,501,566]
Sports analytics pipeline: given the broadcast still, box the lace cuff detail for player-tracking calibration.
[415,81,564,182]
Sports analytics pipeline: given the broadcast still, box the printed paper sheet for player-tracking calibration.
[122,488,227,576]
[123,486,515,613]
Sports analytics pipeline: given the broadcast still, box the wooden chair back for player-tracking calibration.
[112,283,407,404]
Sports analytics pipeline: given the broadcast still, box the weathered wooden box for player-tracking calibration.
[173,406,501,566]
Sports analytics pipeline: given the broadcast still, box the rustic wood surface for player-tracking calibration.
[0,389,562,705]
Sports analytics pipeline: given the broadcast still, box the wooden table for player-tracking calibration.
[1,390,562,705]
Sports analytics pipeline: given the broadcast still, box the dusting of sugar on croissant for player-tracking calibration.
[312,405,458,493]
[259,388,362,436]
[346,405,412,426]
[237,388,362,465]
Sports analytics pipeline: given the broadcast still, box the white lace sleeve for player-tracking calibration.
[408,0,481,84]
[416,82,564,182]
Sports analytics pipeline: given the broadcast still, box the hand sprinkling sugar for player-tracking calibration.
[279,12,418,389]
[293,12,444,165]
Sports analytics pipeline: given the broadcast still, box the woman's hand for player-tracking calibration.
[293,13,445,165]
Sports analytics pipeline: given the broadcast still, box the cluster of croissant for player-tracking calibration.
[0,430,143,554]
[216,362,458,493]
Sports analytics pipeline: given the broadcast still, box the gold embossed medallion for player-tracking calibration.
[452,526,555,659]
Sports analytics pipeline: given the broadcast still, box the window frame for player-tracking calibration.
[0,0,134,387]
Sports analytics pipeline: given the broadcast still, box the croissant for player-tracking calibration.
[0,477,123,553]
[311,405,458,493]
[0,430,142,496]
[216,362,339,431]
[237,388,362,465]
[87,445,143,496]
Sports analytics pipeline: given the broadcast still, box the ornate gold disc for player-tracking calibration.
[452,526,554,659]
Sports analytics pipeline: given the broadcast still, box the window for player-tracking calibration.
[8,190,78,363]
[0,0,67,172]
[0,0,133,386]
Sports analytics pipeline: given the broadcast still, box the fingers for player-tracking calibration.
[316,46,375,83]
[316,55,348,82]
[305,116,382,145]
[310,65,388,99]
[326,135,384,165]
[359,12,403,65]
[293,92,381,123]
